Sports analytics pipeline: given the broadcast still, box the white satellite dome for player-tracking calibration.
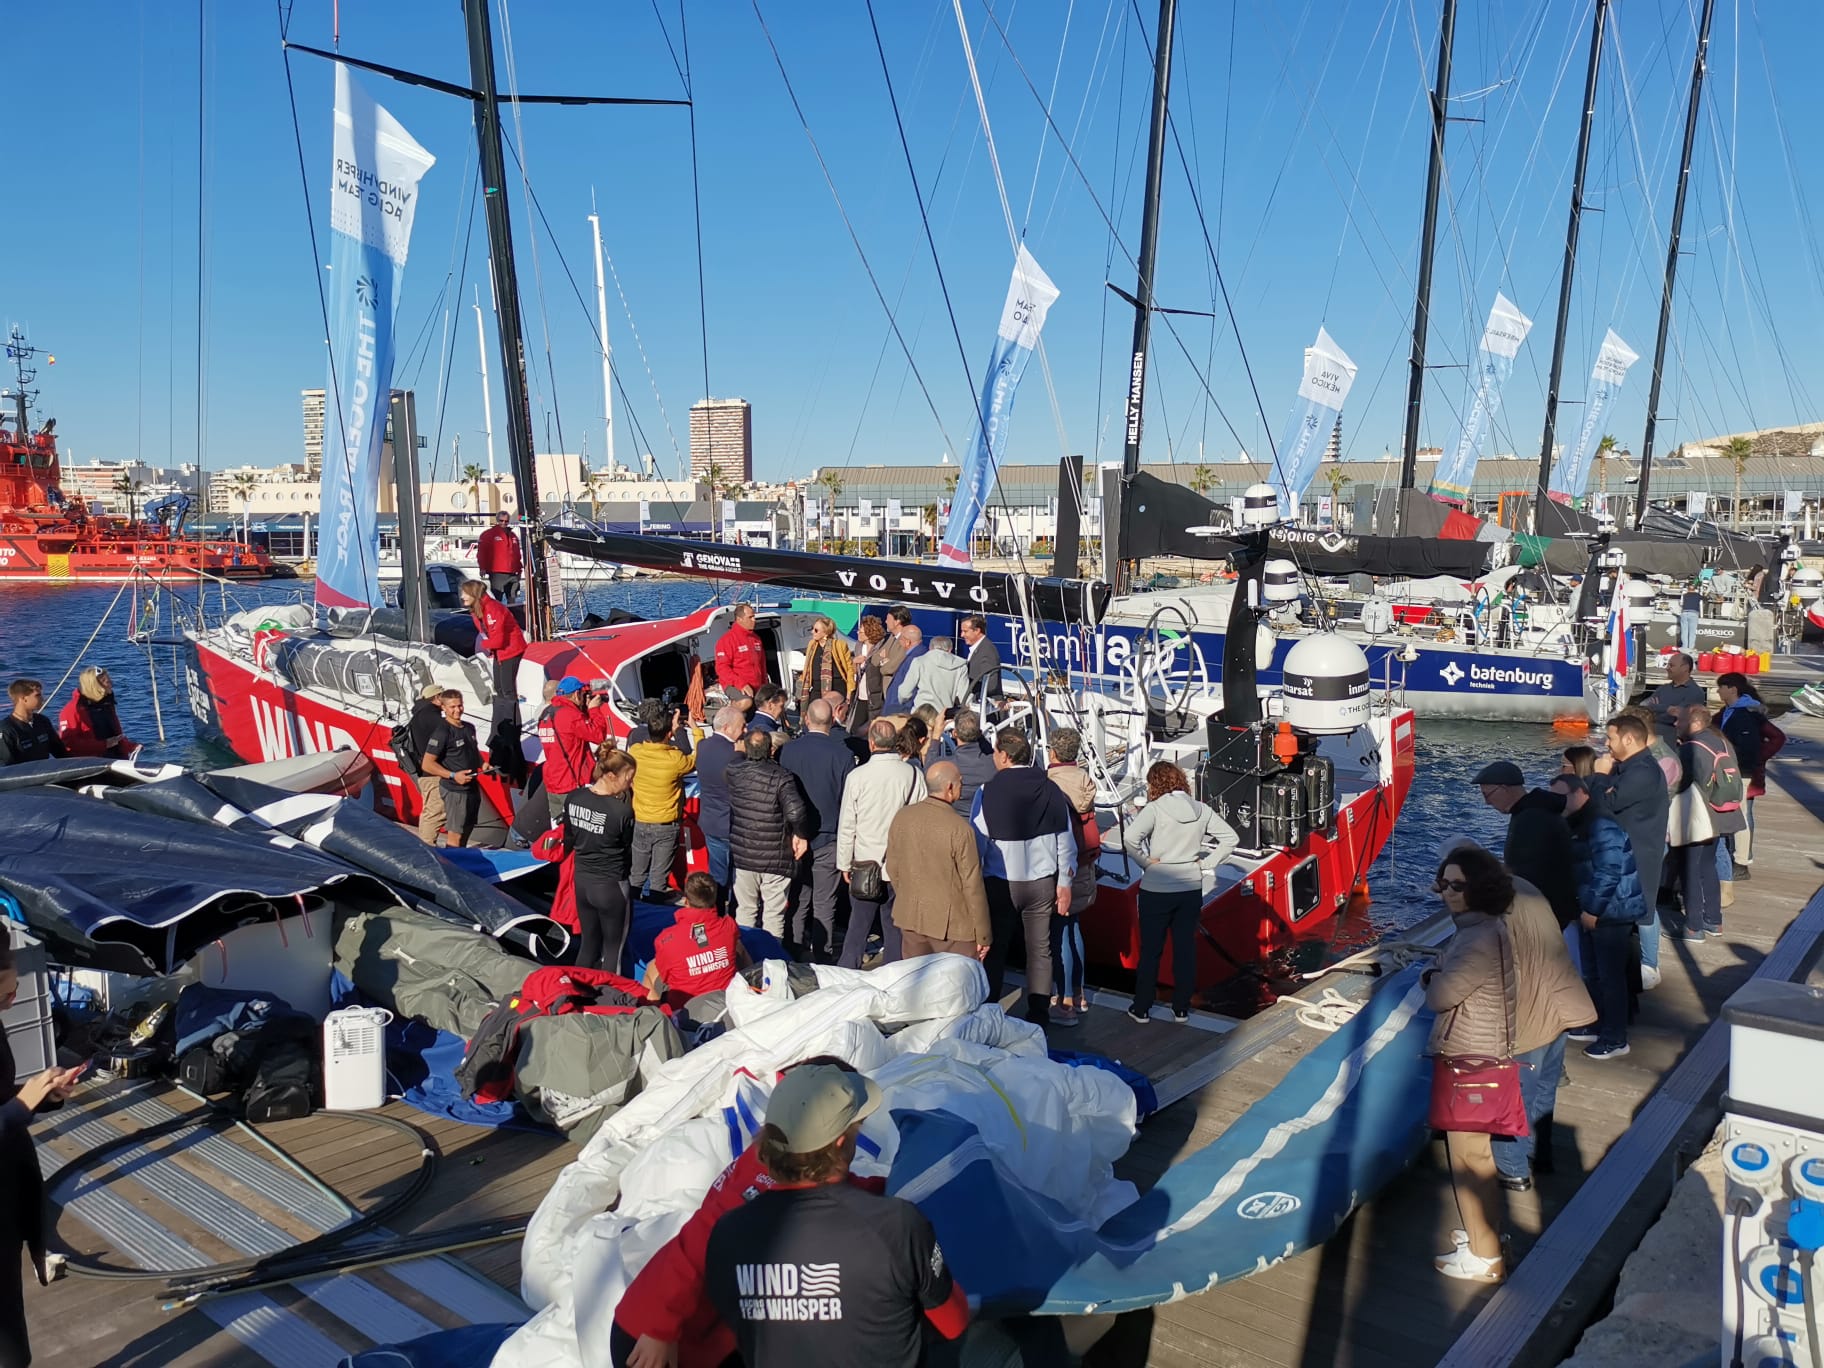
[1263,557,1301,604]
[1280,635,1371,734]
[1240,482,1280,528]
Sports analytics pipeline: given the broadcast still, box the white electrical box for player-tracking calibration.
[322,1007,390,1112]
[1721,980,1824,1368]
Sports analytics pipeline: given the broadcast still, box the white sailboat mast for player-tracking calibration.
[588,202,616,474]
[473,281,498,482]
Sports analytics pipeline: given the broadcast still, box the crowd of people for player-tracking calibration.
[1432,656,1783,1284]
[460,605,1240,1034]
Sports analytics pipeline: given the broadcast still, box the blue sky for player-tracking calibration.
[5,0,1822,493]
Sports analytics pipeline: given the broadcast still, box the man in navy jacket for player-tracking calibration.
[1554,773,1649,1060]
[781,698,857,960]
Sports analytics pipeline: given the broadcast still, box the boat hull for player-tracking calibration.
[1078,709,1416,994]
[0,532,271,582]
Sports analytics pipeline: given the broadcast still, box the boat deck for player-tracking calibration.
[23,712,1824,1367]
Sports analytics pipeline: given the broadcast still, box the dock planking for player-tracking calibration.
[22,711,1824,1366]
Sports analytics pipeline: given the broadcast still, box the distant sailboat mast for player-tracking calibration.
[1532,0,1611,518]
[588,201,616,475]
[1395,0,1458,531]
[1634,0,1719,527]
[473,283,497,483]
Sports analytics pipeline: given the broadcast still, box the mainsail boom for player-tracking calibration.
[544,526,1111,625]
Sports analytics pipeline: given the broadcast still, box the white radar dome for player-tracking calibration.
[1263,557,1301,604]
[1280,634,1371,734]
[1791,567,1823,603]
[1239,483,1280,528]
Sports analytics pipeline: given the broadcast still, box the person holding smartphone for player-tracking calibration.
[421,690,487,847]
[3,935,85,1368]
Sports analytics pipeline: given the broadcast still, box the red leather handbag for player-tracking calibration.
[1427,927,1531,1137]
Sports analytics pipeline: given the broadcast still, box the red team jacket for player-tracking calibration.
[473,594,527,660]
[476,524,523,574]
[650,906,742,1007]
[713,623,766,694]
[536,696,613,797]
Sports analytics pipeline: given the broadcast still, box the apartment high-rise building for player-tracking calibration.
[302,388,326,477]
[689,397,753,484]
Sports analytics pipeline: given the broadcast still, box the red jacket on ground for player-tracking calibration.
[713,623,766,693]
[476,524,523,574]
[473,594,526,660]
[536,696,611,797]
[614,1144,897,1368]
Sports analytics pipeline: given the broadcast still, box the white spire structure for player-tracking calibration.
[588,199,617,475]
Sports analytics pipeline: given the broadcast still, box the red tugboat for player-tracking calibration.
[0,328,271,582]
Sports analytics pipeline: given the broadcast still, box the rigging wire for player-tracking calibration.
[747,0,962,464]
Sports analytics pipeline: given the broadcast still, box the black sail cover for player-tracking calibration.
[1123,472,1494,578]
[546,524,1112,624]
[0,774,552,973]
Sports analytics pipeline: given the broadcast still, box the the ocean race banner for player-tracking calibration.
[1549,329,1639,501]
[1270,327,1357,520]
[315,64,436,613]
[1429,293,1532,503]
[939,244,1059,567]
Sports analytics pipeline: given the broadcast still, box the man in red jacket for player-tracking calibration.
[536,676,615,824]
[476,511,523,602]
[713,603,767,698]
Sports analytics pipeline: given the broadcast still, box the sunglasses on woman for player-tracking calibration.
[1435,878,1469,893]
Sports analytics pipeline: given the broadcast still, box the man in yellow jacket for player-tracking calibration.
[628,708,696,900]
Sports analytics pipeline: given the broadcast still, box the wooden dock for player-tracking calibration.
[22,710,1824,1367]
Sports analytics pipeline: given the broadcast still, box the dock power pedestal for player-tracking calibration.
[1719,979,1824,1368]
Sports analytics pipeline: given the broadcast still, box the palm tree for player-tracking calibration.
[113,472,145,523]
[1725,435,1753,529]
[1321,463,1352,528]
[461,463,486,517]
[1594,433,1618,496]
[817,469,845,553]
[581,465,606,519]
[921,502,940,557]
[229,471,258,542]
[705,462,725,539]
[1189,463,1216,498]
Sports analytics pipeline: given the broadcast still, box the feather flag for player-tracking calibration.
[1606,576,1633,700]
[939,245,1060,568]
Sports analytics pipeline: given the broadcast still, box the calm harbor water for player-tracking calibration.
[0,577,1570,939]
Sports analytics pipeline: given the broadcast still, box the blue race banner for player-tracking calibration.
[1550,328,1639,501]
[939,245,1059,567]
[315,64,436,613]
[1270,327,1356,520]
[1430,293,1532,503]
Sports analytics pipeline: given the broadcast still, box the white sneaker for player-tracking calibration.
[1435,1244,1505,1282]
[1641,964,1662,991]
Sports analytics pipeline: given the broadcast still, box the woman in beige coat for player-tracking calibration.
[1424,846,1519,1282]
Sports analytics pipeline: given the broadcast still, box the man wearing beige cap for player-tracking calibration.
[703,1064,971,1365]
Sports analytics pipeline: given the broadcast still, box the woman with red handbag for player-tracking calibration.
[1423,847,1525,1283]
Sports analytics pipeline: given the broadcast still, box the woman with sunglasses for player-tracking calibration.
[1423,846,1519,1283]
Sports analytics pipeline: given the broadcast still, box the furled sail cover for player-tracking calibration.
[546,524,1112,624]
[1122,473,1494,578]
[894,967,1433,1313]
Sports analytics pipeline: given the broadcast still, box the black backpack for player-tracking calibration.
[243,1039,316,1124]
[390,722,424,778]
